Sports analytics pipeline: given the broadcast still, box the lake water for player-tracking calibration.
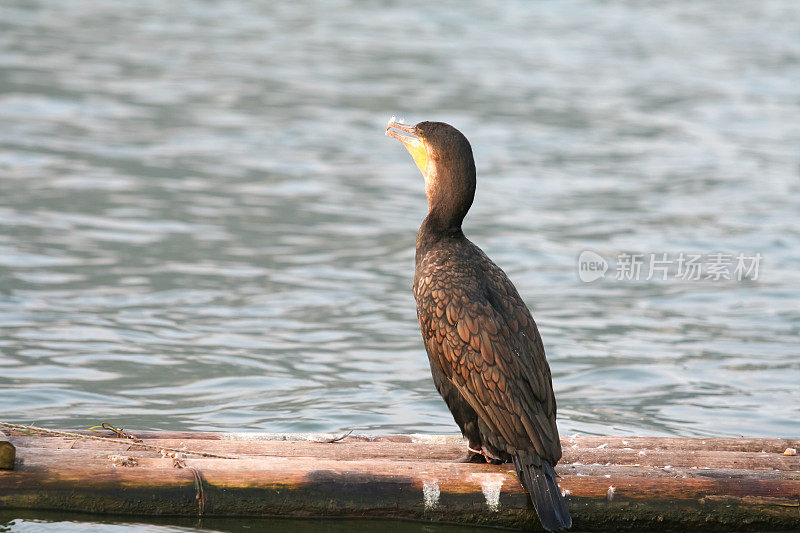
[1,0,799,530]
[0,513,497,533]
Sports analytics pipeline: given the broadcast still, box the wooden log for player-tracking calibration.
[0,432,798,531]
[46,430,800,452]
[0,431,14,470]
[10,437,800,471]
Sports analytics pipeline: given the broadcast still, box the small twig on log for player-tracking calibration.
[326,430,353,443]
[191,467,206,516]
[89,423,143,443]
[0,422,237,460]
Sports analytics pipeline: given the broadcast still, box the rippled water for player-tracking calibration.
[0,512,503,533]
[0,513,499,533]
[1,0,799,451]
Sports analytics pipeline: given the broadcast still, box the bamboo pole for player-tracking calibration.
[0,431,798,531]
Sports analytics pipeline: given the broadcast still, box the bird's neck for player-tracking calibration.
[415,158,476,262]
[422,164,475,230]
[415,214,465,264]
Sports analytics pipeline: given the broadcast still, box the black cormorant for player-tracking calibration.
[386,118,572,532]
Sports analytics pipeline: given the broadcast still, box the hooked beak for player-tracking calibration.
[386,117,428,175]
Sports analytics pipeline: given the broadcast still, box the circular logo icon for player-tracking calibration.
[578,250,608,283]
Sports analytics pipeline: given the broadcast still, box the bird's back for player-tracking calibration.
[414,234,561,464]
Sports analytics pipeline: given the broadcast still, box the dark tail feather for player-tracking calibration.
[513,452,572,531]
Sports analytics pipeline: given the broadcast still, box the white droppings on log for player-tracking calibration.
[422,480,440,509]
[607,485,615,502]
[471,473,504,512]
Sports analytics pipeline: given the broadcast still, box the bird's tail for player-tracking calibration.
[512,451,572,531]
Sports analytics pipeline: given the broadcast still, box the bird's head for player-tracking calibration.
[386,118,476,230]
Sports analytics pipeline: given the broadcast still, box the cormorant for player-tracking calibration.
[386,118,572,531]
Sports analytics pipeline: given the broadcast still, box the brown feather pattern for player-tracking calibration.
[414,241,561,463]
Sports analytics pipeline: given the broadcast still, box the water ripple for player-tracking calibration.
[0,0,798,438]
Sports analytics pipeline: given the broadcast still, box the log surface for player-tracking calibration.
[1,430,798,532]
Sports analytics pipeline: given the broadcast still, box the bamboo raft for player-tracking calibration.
[0,429,798,531]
